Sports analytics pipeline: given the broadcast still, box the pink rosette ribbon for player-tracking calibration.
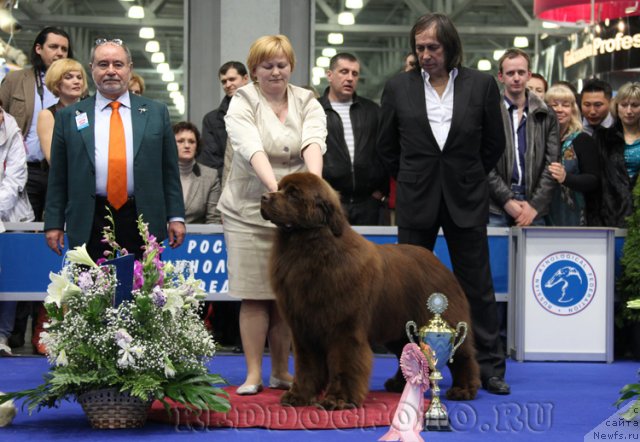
[379,343,430,442]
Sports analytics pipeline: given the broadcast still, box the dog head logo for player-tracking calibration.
[260,172,345,236]
[532,251,596,316]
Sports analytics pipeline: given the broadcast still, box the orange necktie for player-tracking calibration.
[107,101,127,210]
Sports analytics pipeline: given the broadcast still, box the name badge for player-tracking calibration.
[75,112,89,131]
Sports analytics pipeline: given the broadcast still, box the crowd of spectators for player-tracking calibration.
[2,22,640,363]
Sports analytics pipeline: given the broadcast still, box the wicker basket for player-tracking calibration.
[77,388,152,429]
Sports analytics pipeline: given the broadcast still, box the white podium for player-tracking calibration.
[507,227,615,362]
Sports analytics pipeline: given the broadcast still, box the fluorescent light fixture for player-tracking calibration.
[493,49,505,61]
[346,0,363,8]
[540,33,549,40]
[312,67,325,78]
[161,71,175,82]
[477,59,492,71]
[127,5,144,19]
[316,56,330,68]
[626,3,638,14]
[169,91,181,99]
[542,21,559,29]
[328,33,343,45]
[167,82,179,92]
[513,36,529,48]
[312,76,321,86]
[156,62,170,73]
[322,47,337,57]
[145,40,159,53]
[139,27,155,39]
[150,51,165,63]
[337,12,355,25]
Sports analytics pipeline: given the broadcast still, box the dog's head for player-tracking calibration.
[260,172,346,236]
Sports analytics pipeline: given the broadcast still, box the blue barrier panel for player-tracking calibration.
[0,228,512,299]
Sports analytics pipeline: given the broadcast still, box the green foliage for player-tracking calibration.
[618,180,640,324]
[615,381,640,421]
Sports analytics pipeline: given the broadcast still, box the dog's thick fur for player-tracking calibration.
[261,172,480,409]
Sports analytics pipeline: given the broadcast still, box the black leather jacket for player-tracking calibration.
[319,88,387,202]
[198,95,231,175]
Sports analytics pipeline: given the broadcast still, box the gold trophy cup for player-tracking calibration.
[405,292,468,431]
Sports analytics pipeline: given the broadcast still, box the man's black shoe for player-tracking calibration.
[483,376,511,395]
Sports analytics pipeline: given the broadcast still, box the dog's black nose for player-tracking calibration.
[261,193,271,204]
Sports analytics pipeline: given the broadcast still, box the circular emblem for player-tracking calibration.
[532,251,596,316]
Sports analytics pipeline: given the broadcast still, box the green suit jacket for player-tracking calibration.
[44,93,185,248]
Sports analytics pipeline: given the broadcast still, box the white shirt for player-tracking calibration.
[330,100,355,162]
[25,72,57,161]
[422,68,458,150]
[94,91,134,197]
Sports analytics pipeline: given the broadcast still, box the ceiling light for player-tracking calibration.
[477,59,492,71]
[150,51,165,63]
[513,36,529,48]
[169,91,181,99]
[322,47,337,57]
[139,27,155,39]
[312,67,325,78]
[145,40,159,53]
[625,3,638,14]
[542,21,559,29]
[316,56,330,68]
[540,33,549,40]
[346,0,363,9]
[337,12,355,25]
[127,5,144,19]
[618,20,625,32]
[156,62,170,73]
[328,33,343,45]
[493,49,505,61]
[161,71,175,82]
[312,76,321,86]
[167,82,179,92]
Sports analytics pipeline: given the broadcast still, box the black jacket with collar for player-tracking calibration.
[198,94,232,175]
[319,87,387,202]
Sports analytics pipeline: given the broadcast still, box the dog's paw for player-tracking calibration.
[445,386,478,401]
[280,390,315,407]
[320,395,358,411]
[384,376,406,393]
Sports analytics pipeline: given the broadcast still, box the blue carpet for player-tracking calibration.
[0,354,637,441]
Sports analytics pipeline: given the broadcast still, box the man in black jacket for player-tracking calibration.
[320,53,387,225]
[199,61,249,177]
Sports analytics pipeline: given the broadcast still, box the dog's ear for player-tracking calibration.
[316,195,343,237]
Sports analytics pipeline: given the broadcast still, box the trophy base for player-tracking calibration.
[425,417,451,432]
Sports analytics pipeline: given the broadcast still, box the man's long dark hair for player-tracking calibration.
[30,27,74,72]
[410,13,463,72]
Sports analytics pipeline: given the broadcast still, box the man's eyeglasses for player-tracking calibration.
[95,38,124,47]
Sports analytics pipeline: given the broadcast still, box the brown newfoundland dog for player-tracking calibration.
[260,172,480,409]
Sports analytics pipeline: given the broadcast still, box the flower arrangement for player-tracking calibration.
[0,214,230,417]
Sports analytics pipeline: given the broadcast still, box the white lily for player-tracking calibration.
[66,244,98,268]
[55,349,68,366]
[45,272,82,307]
[162,288,185,317]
